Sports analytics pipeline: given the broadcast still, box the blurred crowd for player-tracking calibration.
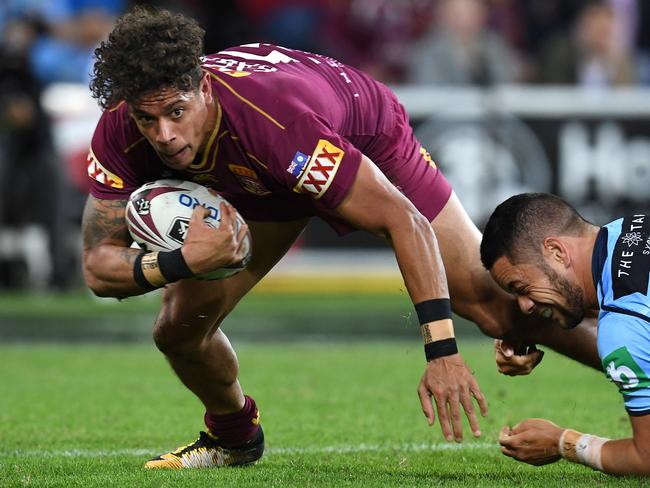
[1,0,649,290]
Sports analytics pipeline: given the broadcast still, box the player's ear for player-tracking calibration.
[200,71,213,104]
[543,237,570,267]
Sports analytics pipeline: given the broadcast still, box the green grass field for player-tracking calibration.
[1,340,645,487]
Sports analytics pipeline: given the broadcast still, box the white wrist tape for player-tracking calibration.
[558,429,609,471]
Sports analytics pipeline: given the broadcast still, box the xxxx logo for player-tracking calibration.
[294,140,344,199]
[87,149,124,189]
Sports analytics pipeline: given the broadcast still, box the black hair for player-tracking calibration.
[90,6,205,109]
[480,193,591,270]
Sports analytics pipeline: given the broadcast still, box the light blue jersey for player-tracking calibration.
[593,215,650,416]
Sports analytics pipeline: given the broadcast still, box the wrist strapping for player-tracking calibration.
[133,249,194,290]
[559,428,609,471]
[133,250,158,290]
[158,248,194,282]
[415,299,456,361]
[415,298,452,324]
[424,338,458,361]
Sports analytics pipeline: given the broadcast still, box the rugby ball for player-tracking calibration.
[125,179,251,280]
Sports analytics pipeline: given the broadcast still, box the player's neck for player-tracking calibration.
[206,96,221,135]
[197,96,221,157]
[581,226,601,314]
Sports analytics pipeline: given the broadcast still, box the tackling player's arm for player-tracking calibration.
[498,415,650,475]
[82,195,248,298]
[335,155,488,442]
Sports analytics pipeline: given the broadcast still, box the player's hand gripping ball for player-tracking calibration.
[125,179,251,280]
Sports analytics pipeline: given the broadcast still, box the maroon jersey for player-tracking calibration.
[88,43,450,233]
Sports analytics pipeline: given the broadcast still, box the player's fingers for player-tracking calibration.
[510,420,529,434]
[500,445,518,459]
[498,426,512,445]
[235,222,249,246]
[218,202,236,230]
[498,353,538,376]
[448,393,464,442]
[518,350,543,374]
[495,339,514,358]
[417,383,435,426]
[470,380,489,417]
[498,358,526,375]
[531,349,545,368]
[191,204,210,222]
[234,225,249,259]
[459,386,481,438]
[432,392,453,441]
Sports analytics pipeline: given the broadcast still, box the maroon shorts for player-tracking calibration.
[318,89,452,235]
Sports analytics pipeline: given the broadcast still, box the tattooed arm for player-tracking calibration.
[81,195,250,298]
[82,196,146,298]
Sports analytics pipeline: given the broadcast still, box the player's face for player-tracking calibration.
[490,256,585,329]
[129,78,213,170]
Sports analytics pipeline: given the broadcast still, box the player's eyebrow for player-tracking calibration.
[131,98,188,117]
[506,280,526,294]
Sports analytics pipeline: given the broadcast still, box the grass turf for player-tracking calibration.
[0,289,489,343]
[0,341,645,487]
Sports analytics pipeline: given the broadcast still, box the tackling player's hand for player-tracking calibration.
[417,353,488,442]
[495,339,544,376]
[498,418,563,465]
[181,203,249,275]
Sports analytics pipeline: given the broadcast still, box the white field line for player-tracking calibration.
[3,442,496,459]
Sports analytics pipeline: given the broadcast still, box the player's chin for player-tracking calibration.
[160,147,193,169]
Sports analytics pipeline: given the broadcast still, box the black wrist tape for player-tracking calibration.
[415,298,452,325]
[424,338,458,361]
[158,248,194,282]
[133,250,157,291]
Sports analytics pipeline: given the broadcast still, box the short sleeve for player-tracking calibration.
[87,108,142,200]
[598,311,650,416]
[265,112,362,210]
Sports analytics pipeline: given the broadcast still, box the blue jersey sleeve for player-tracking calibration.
[598,311,650,416]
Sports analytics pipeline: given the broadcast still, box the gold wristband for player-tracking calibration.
[141,251,167,288]
[420,318,455,344]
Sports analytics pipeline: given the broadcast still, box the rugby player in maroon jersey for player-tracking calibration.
[82,6,599,468]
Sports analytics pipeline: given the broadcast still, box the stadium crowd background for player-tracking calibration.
[1,0,650,291]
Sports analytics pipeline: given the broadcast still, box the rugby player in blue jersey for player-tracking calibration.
[480,192,650,475]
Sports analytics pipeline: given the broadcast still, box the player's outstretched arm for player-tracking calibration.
[335,155,488,442]
[499,416,650,475]
[82,196,248,298]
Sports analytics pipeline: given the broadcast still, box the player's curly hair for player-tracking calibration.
[90,6,205,109]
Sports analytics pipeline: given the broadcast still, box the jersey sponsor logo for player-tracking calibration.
[203,57,277,77]
[87,150,124,189]
[287,151,310,177]
[222,48,299,65]
[228,164,271,196]
[602,346,650,393]
[611,215,650,299]
[293,140,344,199]
[420,146,437,169]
